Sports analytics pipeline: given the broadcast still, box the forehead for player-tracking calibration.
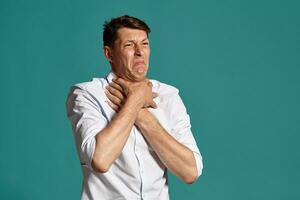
[116,28,148,42]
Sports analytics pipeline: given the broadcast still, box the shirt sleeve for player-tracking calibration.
[169,92,203,178]
[66,86,108,170]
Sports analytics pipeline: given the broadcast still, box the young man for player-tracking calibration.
[66,15,203,200]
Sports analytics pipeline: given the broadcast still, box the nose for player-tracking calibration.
[134,44,143,57]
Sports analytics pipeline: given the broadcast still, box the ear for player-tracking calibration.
[103,46,113,63]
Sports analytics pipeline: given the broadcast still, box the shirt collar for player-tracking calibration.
[105,71,117,84]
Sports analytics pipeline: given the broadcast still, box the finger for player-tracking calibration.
[152,92,158,98]
[105,90,122,107]
[106,85,124,100]
[110,81,124,92]
[114,78,128,89]
[106,100,119,112]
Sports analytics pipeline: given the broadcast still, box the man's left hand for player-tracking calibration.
[105,79,158,112]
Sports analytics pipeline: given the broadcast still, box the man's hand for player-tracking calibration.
[105,78,157,112]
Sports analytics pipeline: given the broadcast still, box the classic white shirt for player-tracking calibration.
[66,72,203,200]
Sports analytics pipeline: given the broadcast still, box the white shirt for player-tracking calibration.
[66,72,203,200]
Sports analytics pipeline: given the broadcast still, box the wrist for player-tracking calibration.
[121,97,142,116]
[127,94,144,108]
[135,108,150,126]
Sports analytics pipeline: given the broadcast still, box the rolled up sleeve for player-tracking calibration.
[66,86,107,170]
[170,92,203,178]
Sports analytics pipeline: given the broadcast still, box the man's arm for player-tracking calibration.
[92,79,156,173]
[91,97,140,173]
[135,109,199,184]
[106,79,200,183]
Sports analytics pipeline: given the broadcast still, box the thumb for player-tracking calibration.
[152,92,158,98]
[150,100,157,109]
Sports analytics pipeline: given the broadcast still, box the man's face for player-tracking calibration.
[106,28,150,82]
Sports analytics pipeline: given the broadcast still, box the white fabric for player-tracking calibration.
[66,72,203,200]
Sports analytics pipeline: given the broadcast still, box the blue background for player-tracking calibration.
[1,0,300,199]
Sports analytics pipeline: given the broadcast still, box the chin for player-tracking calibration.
[128,69,148,82]
[132,74,147,82]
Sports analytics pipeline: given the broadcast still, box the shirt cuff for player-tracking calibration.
[193,151,203,178]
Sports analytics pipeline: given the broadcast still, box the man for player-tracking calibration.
[66,15,203,200]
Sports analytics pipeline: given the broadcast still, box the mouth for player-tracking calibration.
[134,60,145,66]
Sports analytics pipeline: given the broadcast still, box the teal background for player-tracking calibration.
[1,0,300,199]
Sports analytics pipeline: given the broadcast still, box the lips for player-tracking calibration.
[134,60,145,66]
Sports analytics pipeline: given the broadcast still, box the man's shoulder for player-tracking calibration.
[150,79,179,96]
[71,77,105,92]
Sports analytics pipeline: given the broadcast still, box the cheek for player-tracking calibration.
[124,51,135,64]
[116,53,128,65]
[128,50,135,57]
[120,49,133,57]
[145,50,150,62]
[145,48,150,57]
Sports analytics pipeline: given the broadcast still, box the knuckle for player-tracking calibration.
[110,87,115,93]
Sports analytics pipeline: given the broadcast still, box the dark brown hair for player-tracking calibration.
[103,15,151,47]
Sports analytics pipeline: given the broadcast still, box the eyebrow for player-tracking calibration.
[124,38,149,43]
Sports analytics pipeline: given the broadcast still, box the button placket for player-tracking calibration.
[133,127,144,199]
